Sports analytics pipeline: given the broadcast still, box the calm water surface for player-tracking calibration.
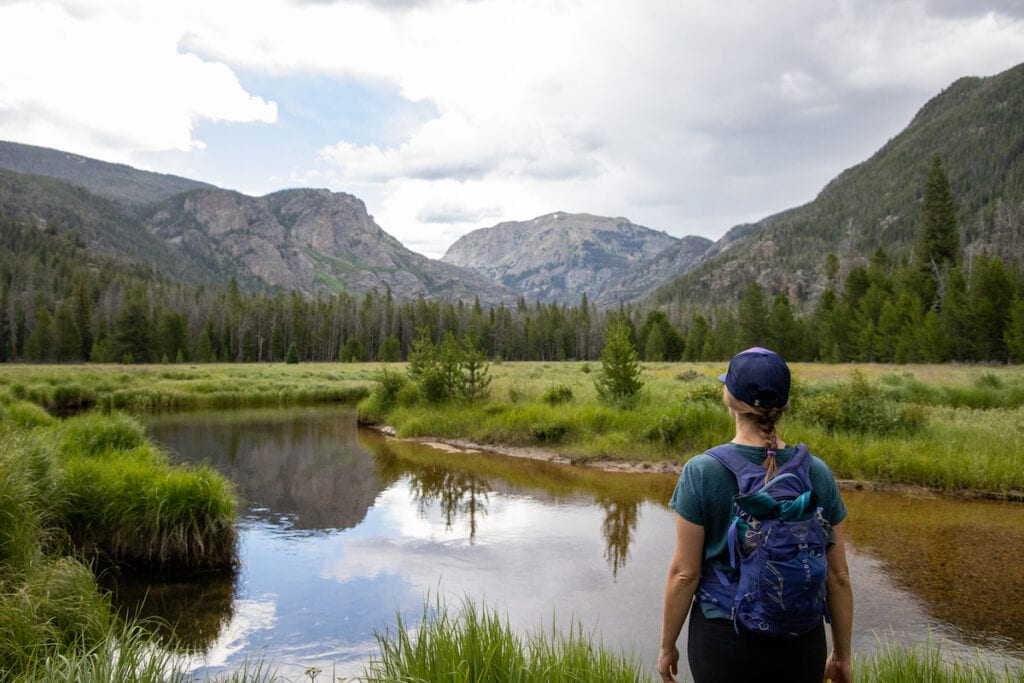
[128,406,1024,680]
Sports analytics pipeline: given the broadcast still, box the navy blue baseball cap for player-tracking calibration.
[717,347,791,409]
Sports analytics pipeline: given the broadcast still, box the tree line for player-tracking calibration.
[2,156,1023,365]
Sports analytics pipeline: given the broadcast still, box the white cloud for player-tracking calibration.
[0,0,276,164]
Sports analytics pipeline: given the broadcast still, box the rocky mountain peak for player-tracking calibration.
[442,212,679,304]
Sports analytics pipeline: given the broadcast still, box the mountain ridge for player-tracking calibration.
[441,212,679,304]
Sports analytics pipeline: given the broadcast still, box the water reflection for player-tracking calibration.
[147,407,387,531]
[361,430,667,575]
[104,570,236,654]
[133,406,1024,679]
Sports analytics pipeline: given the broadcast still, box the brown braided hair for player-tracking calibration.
[724,387,790,484]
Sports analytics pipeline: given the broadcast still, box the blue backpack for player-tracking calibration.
[696,444,832,637]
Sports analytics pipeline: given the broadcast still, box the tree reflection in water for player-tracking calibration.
[407,465,490,541]
[361,431,668,575]
[599,497,639,578]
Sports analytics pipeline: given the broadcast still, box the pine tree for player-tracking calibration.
[595,320,644,407]
[737,282,768,348]
[52,302,81,362]
[917,155,960,307]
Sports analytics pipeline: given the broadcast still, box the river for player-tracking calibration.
[119,405,1024,681]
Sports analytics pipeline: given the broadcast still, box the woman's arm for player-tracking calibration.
[657,515,705,683]
[824,522,854,683]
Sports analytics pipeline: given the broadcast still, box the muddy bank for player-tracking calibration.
[364,424,1024,503]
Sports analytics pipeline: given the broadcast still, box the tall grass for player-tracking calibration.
[0,363,371,414]
[858,640,1024,683]
[0,395,244,680]
[49,412,240,572]
[362,597,645,683]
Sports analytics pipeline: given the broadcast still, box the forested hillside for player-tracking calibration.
[650,61,1024,311]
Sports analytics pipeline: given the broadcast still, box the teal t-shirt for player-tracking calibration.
[668,443,848,617]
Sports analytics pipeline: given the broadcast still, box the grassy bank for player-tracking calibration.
[0,363,371,413]
[358,361,1024,496]
[0,394,240,679]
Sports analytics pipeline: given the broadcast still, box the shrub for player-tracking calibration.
[675,369,701,382]
[542,384,574,405]
[371,367,408,408]
[799,371,926,435]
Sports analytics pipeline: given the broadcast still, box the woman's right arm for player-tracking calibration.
[658,515,704,683]
[824,523,854,683]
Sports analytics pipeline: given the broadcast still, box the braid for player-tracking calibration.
[756,408,783,484]
[724,387,789,485]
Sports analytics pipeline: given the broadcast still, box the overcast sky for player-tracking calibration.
[2,1,1023,258]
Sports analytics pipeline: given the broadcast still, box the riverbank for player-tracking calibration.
[367,424,1024,503]
[358,361,1024,500]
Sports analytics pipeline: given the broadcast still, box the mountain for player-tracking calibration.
[0,140,214,206]
[0,142,517,304]
[441,212,678,304]
[0,167,221,285]
[595,234,714,306]
[146,187,517,304]
[647,61,1024,312]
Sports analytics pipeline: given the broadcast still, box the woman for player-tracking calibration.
[657,347,853,683]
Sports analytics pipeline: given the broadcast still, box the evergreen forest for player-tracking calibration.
[2,154,1024,366]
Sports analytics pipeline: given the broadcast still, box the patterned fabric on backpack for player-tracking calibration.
[696,443,832,638]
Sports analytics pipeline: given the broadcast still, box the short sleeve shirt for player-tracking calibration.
[669,443,848,581]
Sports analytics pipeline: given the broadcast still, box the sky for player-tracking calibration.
[1,1,1024,259]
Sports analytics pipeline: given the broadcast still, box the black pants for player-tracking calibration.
[686,602,826,683]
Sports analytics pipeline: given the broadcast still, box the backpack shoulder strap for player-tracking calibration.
[703,444,747,477]
[776,443,813,490]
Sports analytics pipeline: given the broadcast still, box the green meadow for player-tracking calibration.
[1,360,1023,681]
[358,360,1024,496]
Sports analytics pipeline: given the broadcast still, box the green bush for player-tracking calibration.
[371,367,409,408]
[542,384,574,405]
[800,371,926,435]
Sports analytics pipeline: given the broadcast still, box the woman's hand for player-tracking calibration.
[657,645,679,682]
[824,650,853,683]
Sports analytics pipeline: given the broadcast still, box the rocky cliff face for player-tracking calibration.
[595,234,714,306]
[441,212,679,304]
[147,188,518,304]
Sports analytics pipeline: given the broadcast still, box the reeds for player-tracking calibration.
[0,395,244,680]
[362,597,645,682]
[857,640,1024,682]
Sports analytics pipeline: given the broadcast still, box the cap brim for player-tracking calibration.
[716,371,728,383]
